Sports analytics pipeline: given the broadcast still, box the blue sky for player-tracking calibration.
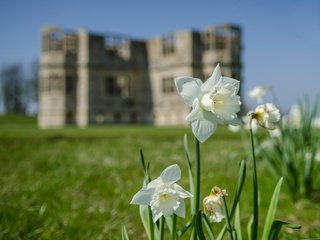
[0,0,319,112]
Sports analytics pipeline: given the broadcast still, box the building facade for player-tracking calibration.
[38,24,242,128]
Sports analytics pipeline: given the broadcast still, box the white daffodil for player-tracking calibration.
[175,64,241,142]
[130,164,192,223]
[251,103,280,130]
[248,85,270,103]
[203,186,227,223]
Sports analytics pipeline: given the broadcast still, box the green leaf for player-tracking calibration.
[195,211,206,240]
[247,215,253,240]
[164,215,173,235]
[121,225,130,240]
[177,220,193,238]
[140,149,151,184]
[234,204,242,240]
[139,205,153,240]
[261,177,283,240]
[184,134,195,214]
[268,220,301,240]
[203,214,216,240]
[216,226,226,240]
[230,160,246,218]
[217,160,246,239]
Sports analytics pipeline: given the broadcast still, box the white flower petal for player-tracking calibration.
[173,183,193,198]
[147,178,163,189]
[201,64,221,92]
[220,77,240,95]
[174,199,185,218]
[213,94,241,121]
[130,187,154,205]
[186,99,203,122]
[152,209,163,223]
[175,76,202,107]
[160,164,181,184]
[191,117,217,142]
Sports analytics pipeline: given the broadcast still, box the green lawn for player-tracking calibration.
[0,115,319,239]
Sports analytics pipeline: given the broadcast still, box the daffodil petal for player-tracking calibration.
[147,178,163,189]
[220,77,240,95]
[160,164,181,184]
[152,210,163,223]
[174,199,185,218]
[173,183,193,198]
[186,100,219,142]
[130,187,154,205]
[175,76,202,107]
[191,117,217,142]
[201,64,221,92]
[186,99,202,122]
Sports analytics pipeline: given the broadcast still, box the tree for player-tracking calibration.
[0,64,26,114]
[24,60,39,114]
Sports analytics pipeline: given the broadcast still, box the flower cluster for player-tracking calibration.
[128,65,300,240]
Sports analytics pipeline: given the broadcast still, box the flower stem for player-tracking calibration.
[250,119,259,240]
[159,216,165,240]
[148,207,154,240]
[193,137,201,240]
[171,214,177,240]
[222,196,234,240]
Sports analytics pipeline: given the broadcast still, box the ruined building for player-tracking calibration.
[38,24,242,128]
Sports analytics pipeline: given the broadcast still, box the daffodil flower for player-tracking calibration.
[175,64,241,142]
[251,103,280,129]
[248,85,270,103]
[130,164,192,223]
[203,186,227,223]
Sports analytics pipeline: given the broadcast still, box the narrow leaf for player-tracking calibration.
[203,214,216,240]
[139,205,152,240]
[247,215,253,240]
[234,204,242,240]
[268,220,301,240]
[184,134,195,214]
[261,177,283,240]
[230,160,246,218]
[121,225,130,240]
[195,211,206,240]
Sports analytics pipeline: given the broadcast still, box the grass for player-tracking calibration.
[0,115,319,239]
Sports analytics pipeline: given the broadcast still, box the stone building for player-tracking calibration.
[38,24,242,128]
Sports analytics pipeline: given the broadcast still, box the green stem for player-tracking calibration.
[222,196,234,240]
[171,214,177,240]
[159,216,165,240]
[195,137,201,213]
[193,137,201,240]
[148,207,154,240]
[191,137,201,239]
[250,119,259,240]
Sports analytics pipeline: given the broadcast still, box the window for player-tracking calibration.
[162,77,175,94]
[66,76,76,94]
[105,76,129,98]
[215,36,226,50]
[162,34,175,55]
[202,31,213,51]
[41,74,63,92]
[45,31,64,51]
